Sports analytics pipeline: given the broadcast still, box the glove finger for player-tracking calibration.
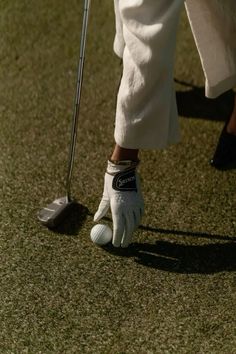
[93,198,110,222]
[112,211,125,248]
[121,211,135,248]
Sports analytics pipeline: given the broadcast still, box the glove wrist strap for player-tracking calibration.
[107,159,140,175]
[108,158,140,167]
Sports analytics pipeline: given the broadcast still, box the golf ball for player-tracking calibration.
[90,224,112,246]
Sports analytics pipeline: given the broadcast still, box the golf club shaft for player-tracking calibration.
[66,0,91,201]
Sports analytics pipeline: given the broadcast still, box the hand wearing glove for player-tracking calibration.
[94,160,144,248]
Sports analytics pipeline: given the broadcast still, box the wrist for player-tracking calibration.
[107,159,139,175]
[111,144,139,162]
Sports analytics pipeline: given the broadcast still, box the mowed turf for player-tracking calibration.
[0,1,236,353]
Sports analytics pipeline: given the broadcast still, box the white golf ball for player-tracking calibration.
[90,224,112,246]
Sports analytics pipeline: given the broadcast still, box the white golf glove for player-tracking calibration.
[94,160,144,248]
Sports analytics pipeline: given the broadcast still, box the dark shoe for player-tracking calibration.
[210,123,236,170]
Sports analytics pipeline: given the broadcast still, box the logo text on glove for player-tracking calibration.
[112,168,137,192]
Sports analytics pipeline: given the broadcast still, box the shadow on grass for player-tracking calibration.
[138,225,236,242]
[103,225,236,274]
[175,79,235,121]
[135,240,236,274]
[51,202,89,236]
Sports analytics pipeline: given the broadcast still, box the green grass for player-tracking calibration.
[0,1,236,353]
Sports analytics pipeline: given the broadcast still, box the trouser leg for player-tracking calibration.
[186,0,236,98]
[114,0,184,149]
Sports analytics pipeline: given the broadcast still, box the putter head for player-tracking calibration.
[37,196,75,228]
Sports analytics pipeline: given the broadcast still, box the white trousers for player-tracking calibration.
[113,0,184,149]
[186,0,236,98]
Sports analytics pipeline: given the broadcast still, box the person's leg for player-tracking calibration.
[226,94,236,135]
[186,0,236,99]
[186,0,236,169]
[114,0,184,150]
[210,93,236,170]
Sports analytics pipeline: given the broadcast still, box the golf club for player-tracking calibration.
[37,0,91,228]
